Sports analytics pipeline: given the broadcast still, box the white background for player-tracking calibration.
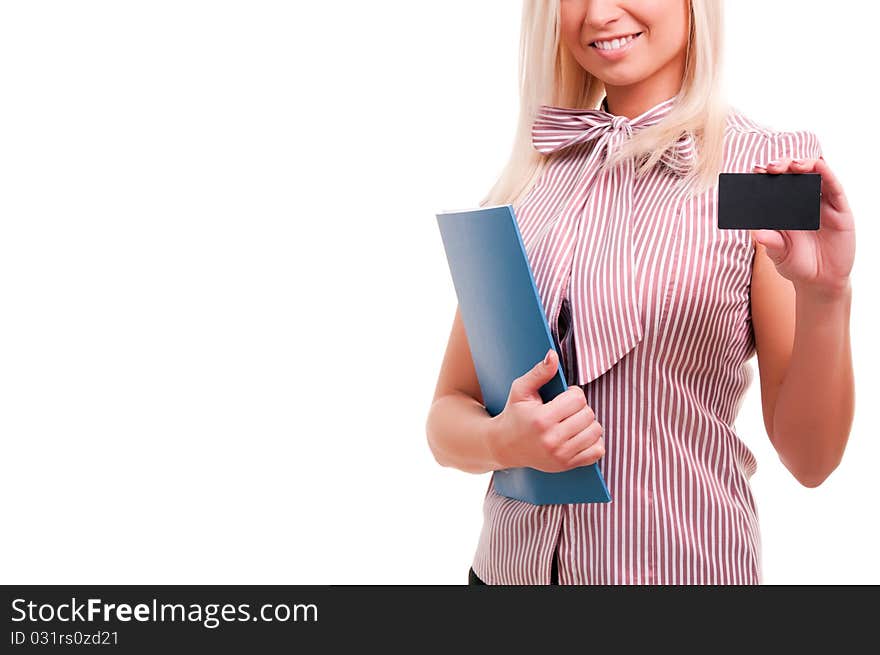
[0,1,876,585]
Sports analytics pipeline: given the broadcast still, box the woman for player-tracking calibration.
[425,0,855,584]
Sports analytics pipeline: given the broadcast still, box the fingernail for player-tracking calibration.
[767,159,779,166]
[792,158,803,164]
[544,350,552,366]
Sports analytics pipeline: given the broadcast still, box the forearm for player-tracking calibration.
[426,392,501,474]
[772,282,854,486]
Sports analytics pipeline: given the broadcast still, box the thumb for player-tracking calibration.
[751,229,786,261]
[511,348,559,401]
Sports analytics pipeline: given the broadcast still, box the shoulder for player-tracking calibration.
[720,105,823,173]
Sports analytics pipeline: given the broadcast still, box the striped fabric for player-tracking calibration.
[470,93,823,585]
[527,93,696,386]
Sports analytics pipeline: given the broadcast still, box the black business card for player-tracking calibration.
[718,172,821,230]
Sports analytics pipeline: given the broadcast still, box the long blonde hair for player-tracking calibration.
[479,0,728,208]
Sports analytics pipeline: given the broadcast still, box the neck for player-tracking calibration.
[601,56,686,118]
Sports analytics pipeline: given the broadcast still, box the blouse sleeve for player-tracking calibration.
[759,128,824,165]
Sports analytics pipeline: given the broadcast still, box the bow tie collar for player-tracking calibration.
[523,94,694,386]
[531,95,696,177]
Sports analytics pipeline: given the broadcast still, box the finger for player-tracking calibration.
[813,157,851,213]
[750,228,786,253]
[543,385,588,424]
[511,348,559,401]
[566,435,606,468]
[789,157,818,172]
[556,403,597,441]
[752,229,790,264]
[556,421,602,461]
[764,156,792,174]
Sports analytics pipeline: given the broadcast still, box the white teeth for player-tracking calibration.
[594,33,638,50]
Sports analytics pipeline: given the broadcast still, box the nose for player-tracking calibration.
[583,0,628,38]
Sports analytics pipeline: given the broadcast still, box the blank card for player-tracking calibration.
[718,172,821,230]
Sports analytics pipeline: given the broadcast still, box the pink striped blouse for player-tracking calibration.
[471,93,823,585]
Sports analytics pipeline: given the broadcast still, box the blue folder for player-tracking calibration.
[435,204,611,505]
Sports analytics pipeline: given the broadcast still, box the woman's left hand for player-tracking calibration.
[750,156,855,298]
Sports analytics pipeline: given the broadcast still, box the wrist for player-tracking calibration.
[794,278,852,305]
[483,414,508,471]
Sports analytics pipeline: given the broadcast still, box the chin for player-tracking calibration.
[594,70,651,87]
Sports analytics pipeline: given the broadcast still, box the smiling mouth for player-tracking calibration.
[590,31,644,50]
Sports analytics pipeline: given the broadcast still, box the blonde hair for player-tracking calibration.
[479,0,728,208]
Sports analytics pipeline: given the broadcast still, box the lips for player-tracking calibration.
[590,31,643,48]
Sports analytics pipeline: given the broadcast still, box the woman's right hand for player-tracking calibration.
[486,349,605,473]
